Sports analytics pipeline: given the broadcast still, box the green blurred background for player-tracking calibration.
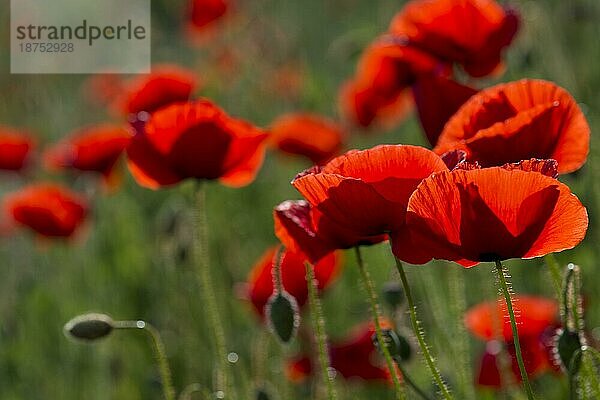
[0,0,599,398]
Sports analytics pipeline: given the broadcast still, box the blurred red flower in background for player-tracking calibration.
[274,200,386,264]
[3,184,87,238]
[0,127,35,171]
[117,65,199,116]
[126,99,268,189]
[434,79,590,174]
[292,145,448,240]
[339,40,439,127]
[82,74,126,107]
[287,323,394,383]
[269,113,344,165]
[389,0,519,77]
[394,166,588,266]
[465,296,559,387]
[245,247,341,317]
[44,124,132,180]
[189,0,228,30]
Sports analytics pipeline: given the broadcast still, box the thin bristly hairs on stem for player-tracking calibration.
[494,261,535,400]
[191,183,234,399]
[393,256,453,400]
[355,247,406,400]
[305,262,338,400]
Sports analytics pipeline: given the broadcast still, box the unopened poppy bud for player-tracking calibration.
[371,329,412,362]
[382,281,404,309]
[555,328,582,372]
[64,313,114,341]
[265,291,300,343]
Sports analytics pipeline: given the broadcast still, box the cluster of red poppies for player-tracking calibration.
[0,0,593,396]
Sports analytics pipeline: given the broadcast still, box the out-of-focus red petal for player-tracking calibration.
[3,184,87,238]
[126,133,183,190]
[465,296,558,341]
[0,127,35,171]
[247,247,341,316]
[435,80,590,174]
[412,75,477,145]
[44,124,132,177]
[127,100,266,188]
[189,0,228,30]
[402,167,588,265]
[269,113,344,164]
[119,65,198,115]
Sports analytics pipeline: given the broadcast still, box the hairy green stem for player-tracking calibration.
[394,360,433,400]
[544,254,563,300]
[393,257,453,400]
[355,247,405,400]
[305,262,337,400]
[494,261,535,400]
[192,183,232,398]
[115,321,176,400]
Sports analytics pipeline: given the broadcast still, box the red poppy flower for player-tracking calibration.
[269,113,344,164]
[465,296,559,387]
[287,323,393,383]
[434,79,590,174]
[411,75,477,145]
[274,200,386,264]
[245,247,341,317]
[3,184,87,237]
[44,124,132,179]
[189,0,228,30]
[0,127,35,171]
[340,39,440,127]
[394,166,588,266]
[389,0,519,77]
[292,145,448,240]
[126,99,268,189]
[465,296,558,341]
[118,65,199,115]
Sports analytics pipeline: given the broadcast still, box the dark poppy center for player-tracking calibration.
[169,121,232,180]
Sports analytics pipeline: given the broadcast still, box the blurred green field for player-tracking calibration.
[1,0,600,398]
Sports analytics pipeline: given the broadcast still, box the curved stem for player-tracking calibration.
[394,360,433,400]
[494,261,535,400]
[115,320,176,400]
[355,247,405,400]
[393,257,453,400]
[192,183,231,397]
[305,262,337,400]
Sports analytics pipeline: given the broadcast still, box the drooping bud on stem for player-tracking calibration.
[64,313,114,341]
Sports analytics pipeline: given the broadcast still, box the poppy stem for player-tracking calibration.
[305,262,337,400]
[544,254,563,300]
[393,256,453,400]
[394,360,434,400]
[272,245,285,294]
[354,247,406,400]
[494,260,535,400]
[192,183,232,398]
[115,320,176,400]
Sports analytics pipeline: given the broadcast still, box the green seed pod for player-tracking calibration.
[64,313,114,341]
[265,291,300,343]
[382,282,404,309]
[371,329,412,362]
[556,328,582,372]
